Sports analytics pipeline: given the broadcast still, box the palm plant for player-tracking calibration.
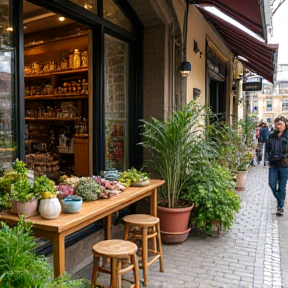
[139,101,212,208]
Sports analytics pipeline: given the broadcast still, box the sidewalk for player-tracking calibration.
[73,166,288,288]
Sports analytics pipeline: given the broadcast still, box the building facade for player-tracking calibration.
[0,0,275,177]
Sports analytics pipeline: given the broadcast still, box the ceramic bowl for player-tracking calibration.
[62,195,83,213]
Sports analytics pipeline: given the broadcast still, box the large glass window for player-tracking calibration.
[266,99,272,112]
[0,0,15,172]
[104,34,129,171]
[103,0,132,32]
[68,0,97,14]
[282,99,288,111]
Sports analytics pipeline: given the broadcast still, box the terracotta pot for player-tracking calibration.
[16,198,38,218]
[235,170,248,191]
[157,203,194,243]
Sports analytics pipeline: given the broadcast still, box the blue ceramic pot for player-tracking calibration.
[62,195,83,213]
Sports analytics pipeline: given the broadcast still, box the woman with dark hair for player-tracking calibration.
[266,116,288,216]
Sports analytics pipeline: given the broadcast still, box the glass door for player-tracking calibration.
[0,0,15,172]
[104,34,129,171]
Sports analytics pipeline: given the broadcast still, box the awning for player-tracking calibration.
[197,7,278,83]
[190,0,266,39]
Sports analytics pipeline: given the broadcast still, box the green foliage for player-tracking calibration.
[183,162,241,234]
[13,159,28,175]
[74,177,100,201]
[118,168,149,187]
[10,174,33,203]
[0,216,52,288]
[140,101,214,208]
[33,175,56,198]
[44,273,91,288]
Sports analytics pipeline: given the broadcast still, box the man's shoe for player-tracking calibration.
[276,208,284,216]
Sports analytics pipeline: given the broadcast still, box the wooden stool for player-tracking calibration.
[91,239,140,288]
[123,214,164,286]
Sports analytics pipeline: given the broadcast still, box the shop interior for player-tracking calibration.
[23,1,90,181]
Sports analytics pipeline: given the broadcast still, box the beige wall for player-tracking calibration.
[172,1,234,109]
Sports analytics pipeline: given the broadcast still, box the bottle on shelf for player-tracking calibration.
[69,50,74,69]
[73,49,81,69]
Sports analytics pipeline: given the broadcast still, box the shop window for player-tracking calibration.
[68,0,97,14]
[104,34,129,170]
[282,99,288,111]
[0,0,15,172]
[103,0,132,32]
[266,100,272,112]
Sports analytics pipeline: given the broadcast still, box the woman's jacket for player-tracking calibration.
[266,129,288,167]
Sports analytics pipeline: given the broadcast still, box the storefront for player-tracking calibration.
[0,0,144,179]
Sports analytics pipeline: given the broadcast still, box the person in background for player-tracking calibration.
[259,122,269,165]
[266,116,288,216]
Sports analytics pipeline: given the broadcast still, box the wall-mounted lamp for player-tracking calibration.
[194,40,202,58]
[180,0,191,77]
[193,88,201,100]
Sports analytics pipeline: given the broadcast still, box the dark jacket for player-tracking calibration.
[259,126,269,143]
[266,129,288,167]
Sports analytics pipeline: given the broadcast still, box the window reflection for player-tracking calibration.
[104,34,129,171]
[0,0,15,171]
[103,0,132,32]
[68,0,97,14]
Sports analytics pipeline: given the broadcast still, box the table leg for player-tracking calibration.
[150,188,157,216]
[104,214,112,240]
[52,233,66,278]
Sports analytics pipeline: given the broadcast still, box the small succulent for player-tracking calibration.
[73,177,101,201]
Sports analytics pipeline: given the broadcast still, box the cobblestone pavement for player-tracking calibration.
[73,166,288,288]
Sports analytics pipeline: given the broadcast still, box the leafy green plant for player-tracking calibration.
[74,177,101,201]
[118,168,149,187]
[140,101,213,208]
[183,161,241,235]
[33,175,56,198]
[0,216,52,288]
[10,174,33,203]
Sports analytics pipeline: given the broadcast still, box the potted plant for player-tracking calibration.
[184,161,241,236]
[118,168,150,187]
[9,160,41,217]
[139,101,211,243]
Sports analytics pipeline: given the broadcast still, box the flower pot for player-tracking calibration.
[16,198,38,218]
[39,198,61,219]
[157,203,194,244]
[62,195,83,213]
[235,170,248,191]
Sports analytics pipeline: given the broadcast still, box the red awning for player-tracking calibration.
[197,7,278,83]
[190,0,265,39]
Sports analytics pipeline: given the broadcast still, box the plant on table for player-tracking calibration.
[118,168,149,187]
[33,175,56,199]
[73,177,101,201]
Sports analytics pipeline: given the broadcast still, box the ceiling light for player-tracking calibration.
[59,17,65,22]
[6,27,13,32]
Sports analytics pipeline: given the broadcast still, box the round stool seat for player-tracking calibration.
[93,239,137,258]
[123,214,159,226]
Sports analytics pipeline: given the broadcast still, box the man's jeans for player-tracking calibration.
[268,167,288,208]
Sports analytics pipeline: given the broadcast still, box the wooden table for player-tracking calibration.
[0,179,164,278]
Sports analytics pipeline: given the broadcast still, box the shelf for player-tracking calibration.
[25,68,88,78]
[25,94,88,100]
[25,117,76,121]
[24,33,88,50]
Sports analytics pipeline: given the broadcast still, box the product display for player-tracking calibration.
[24,26,90,178]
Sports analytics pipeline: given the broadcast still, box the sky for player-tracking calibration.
[270,0,288,64]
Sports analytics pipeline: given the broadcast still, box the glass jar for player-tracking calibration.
[73,49,81,69]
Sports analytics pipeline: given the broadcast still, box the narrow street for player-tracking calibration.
[73,166,288,288]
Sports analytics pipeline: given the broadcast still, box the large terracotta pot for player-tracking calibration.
[235,170,248,191]
[157,203,194,244]
[16,198,38,218]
